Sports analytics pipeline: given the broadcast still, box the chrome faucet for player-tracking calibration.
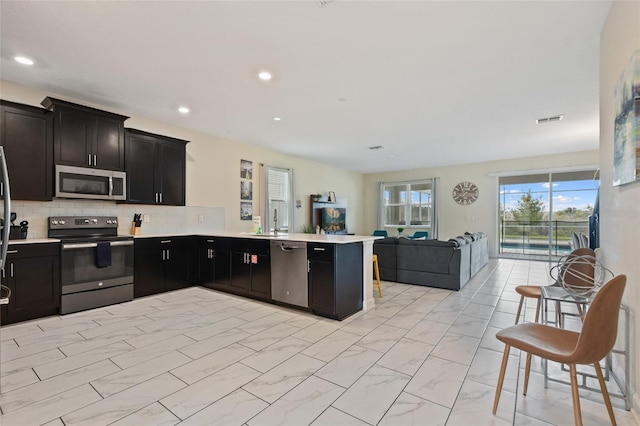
[273,208,279,236]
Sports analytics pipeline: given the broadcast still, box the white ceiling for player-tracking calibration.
[0,1,611,174]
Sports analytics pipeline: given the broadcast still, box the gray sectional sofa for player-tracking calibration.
[374,232,488,291]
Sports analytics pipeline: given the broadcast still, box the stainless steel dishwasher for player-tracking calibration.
[270,240,308,308]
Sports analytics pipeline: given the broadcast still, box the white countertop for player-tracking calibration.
[234,232,381,244]
[133,232,381,244]
[8,238,60,245]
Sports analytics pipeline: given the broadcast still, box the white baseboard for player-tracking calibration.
[631,392,640,424]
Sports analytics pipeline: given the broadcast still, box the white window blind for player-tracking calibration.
[379,178,438,238]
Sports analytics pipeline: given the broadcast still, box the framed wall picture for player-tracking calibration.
[328,191,336,202]
[241,159,253,180]
[613,50,640,186]
[241,181,253,200]
[241,202,253,220]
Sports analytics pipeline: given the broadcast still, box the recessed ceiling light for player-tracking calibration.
[14,56,34,66]
[258,71,272,81]
[178,106,190,114]
[273,117,281,121]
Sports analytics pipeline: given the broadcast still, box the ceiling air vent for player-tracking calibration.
[536,115,564,124]
[368,145,384,150]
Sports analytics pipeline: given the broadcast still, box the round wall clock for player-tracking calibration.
[452,181,479,205]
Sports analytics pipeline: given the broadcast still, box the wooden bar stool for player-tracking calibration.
[372,254,383,297]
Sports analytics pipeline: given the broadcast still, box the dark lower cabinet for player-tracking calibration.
[228,239,271,300]
[134,237,197,298]
[0,100,53,201]
[1,243,60,325]
[308,242,363,320]
[198,237,231,291]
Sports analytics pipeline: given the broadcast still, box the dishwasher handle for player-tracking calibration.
[280,244,301,251]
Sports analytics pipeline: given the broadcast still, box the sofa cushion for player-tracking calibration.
[397,238,460,275]
[397,238,457,248]
[374,237,399,245]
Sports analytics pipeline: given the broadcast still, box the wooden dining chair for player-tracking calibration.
[493,274,627,426]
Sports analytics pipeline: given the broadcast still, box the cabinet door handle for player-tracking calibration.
[93,154,97,166]
[10,262,14,278]
[166,249,170,260]
[307,259,311,273]
[207,239,214,243]
[7,250,18,254]
[159,192,163,203]
[160,240,172,244]
[313,247,325,251]
[155,193,158,203]
[88,154,92,166]
[162,249,165,260]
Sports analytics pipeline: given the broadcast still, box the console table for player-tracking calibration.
[541,285,630,410]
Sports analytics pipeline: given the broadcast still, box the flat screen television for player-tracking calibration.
[322,207,346,232]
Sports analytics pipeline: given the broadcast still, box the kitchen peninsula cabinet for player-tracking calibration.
[199,237,231,291]
[229,238,271,300]
[308,242,363,320]
[0,100,53,201]
[41,97,128,171]
[125,129,188,206]
[1,242,60,325]
[134,236,197,297]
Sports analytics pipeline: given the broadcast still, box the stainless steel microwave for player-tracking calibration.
[55,165,126,201]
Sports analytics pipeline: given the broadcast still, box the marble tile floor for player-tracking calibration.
[0,258,636,425]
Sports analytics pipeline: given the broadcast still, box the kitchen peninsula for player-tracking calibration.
[134,232,380,321]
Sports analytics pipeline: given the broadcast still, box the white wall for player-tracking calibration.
[0,80,365,235]
[363,150,599,256]
[599,0,640,413]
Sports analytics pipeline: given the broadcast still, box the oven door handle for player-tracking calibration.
[62,240,134,250]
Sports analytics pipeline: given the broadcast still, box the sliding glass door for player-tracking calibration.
[499,170,598,260]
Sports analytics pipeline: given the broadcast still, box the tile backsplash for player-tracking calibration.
[11,200,225,239]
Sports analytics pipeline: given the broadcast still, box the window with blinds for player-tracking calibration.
[379,178,438,238]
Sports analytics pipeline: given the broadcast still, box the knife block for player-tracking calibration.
[130,222,141,236]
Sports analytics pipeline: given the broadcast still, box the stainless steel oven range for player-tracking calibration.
[48,216,133,314]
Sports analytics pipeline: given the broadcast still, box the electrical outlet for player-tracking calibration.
[198,214,204,223]
[143,214,150,223]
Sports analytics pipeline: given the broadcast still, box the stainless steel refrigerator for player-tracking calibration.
[0,145,12,394]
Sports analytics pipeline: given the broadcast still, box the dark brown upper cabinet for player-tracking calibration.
[41,97,129,171]
[125,128,189,206]
[0,100,53,201]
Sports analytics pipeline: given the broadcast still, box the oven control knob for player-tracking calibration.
[112,220,117,225]
[92,219,98,224]
[51,220,58,225]
[59,220,66,225]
